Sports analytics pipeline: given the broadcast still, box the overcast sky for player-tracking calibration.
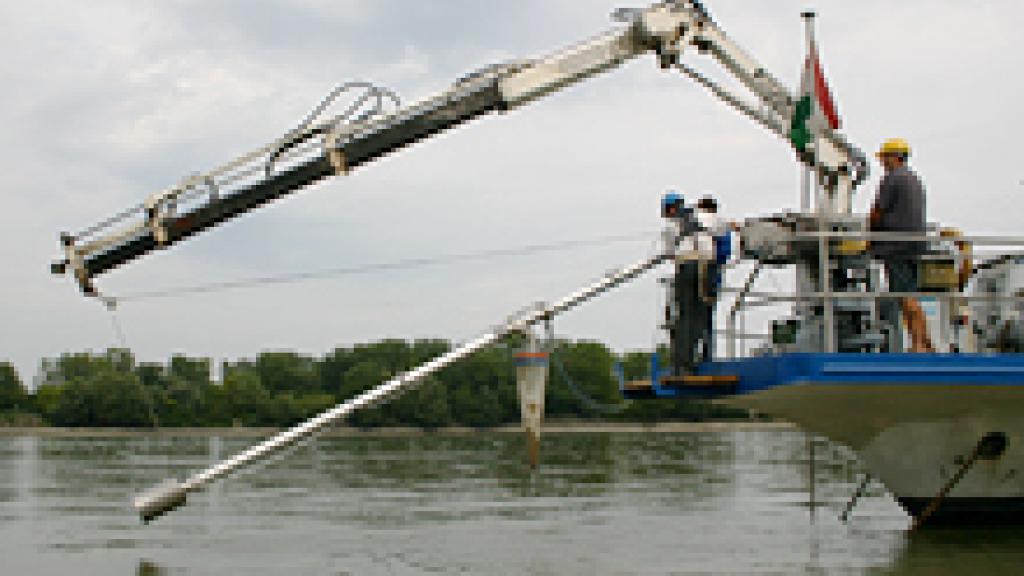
[3,1,1022,385]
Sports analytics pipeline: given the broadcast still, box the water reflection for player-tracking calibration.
[882,526,1024,574]
[136,559,167,575]
[1,429,1018,574]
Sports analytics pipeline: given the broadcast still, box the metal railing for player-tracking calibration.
[720,225,1024,359]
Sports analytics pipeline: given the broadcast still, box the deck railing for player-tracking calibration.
[720,226,1024,359]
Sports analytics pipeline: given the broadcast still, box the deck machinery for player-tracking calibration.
[51,1,1024,525]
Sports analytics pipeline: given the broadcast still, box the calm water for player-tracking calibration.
[1,428,1023,575]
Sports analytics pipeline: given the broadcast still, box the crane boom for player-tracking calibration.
[51,1,866,295]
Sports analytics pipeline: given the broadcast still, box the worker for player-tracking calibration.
[695,195,731,360]
[869,138,935,353]
[661,190,683,222]
[661,191,694,374]
[661,190,698,261]
[664,192,725,374]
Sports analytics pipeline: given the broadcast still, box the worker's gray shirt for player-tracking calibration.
[870,165,926,259]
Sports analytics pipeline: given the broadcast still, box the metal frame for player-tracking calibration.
[722,226,1024,359]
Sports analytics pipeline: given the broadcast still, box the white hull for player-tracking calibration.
[720,384,1024,522]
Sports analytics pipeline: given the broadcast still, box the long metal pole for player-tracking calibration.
[801,167,811,213]
[132,252,668,523]
[800,11,815,214]
[820,222,835,353]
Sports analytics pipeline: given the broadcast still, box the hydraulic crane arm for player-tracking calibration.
[52,1,866,295]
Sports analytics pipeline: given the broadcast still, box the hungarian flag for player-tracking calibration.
[789,38,840,154]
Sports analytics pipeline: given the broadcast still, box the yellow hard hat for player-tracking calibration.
[876,138,911,158]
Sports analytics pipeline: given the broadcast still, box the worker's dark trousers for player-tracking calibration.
[671,261,715,375]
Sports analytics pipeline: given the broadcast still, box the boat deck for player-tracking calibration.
[623,353,1024,400]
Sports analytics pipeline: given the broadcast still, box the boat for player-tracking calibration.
[625,213,1024,525]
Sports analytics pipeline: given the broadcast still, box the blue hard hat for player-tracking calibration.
[662,191,682,208]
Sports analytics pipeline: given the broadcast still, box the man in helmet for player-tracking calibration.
[662,191,697,373]
[869,138,934,353]
[694,194,731,361]
[662,192,728,374]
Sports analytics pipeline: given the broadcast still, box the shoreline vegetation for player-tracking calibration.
[1,339,751,430]
[0,421,793,437]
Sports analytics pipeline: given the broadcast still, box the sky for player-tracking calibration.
[2,0,1022,386]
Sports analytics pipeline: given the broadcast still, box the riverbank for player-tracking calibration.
[0,421,793,438]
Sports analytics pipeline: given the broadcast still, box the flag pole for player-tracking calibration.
[799,10,834,353]
[800,10,816,213]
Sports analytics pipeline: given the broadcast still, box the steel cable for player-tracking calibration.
[111,232,656,304]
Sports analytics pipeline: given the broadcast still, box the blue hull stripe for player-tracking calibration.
[694,353,1024,397]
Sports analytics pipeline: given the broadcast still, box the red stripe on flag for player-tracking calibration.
[812,49,840,130]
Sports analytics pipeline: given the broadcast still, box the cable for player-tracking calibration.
[549,346,629,415]
[101,297,131,350]
[266,82,401,177]
[111,231,656,304]
[73,82,401,244]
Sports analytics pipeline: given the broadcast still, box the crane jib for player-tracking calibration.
[57,2,865,295]
[82,83,506,279]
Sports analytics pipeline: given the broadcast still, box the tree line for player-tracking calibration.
[0,338,746,428]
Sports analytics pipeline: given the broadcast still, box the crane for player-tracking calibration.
[51,0,866,297]
[48,1,875,522]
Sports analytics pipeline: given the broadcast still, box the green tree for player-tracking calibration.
[388,375,451,429]
[320,347,356,397]
[350,340,414,374]
[341,360,391,428]
[0,361,27,412]
[452,383,503,428]
[408,339,450,365]
[619,350,655,382]
[221,369,274,426]
[547,340,617,419]
[409,376,451,429]
[52,370,155,427]
[153,355,212,426]
[169,355,211,387]
[33,383,64,423]
[157,373,206,426]
[137,362,166,390]
[39,348,136,387]
[291,393,337,423]
[199,383,232,427]
[105,348,136,374]
[258,351,319,395]
[442,345,514,427]
[36,349,154,427]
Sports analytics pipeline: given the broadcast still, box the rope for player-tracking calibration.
[548,346,630,415]
[100,297,131,350]
[109,232,654,304]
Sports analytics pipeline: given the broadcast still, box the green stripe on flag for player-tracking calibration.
[789,95,813,153]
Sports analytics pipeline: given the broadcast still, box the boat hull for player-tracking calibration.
[698,354,1024,524]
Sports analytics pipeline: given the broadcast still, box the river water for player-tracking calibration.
[1,427,1022,575]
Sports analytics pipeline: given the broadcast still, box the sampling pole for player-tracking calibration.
[133,251,669,523]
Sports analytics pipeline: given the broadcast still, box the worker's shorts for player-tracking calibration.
[879,258,919,352]
[883,258,919,294]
